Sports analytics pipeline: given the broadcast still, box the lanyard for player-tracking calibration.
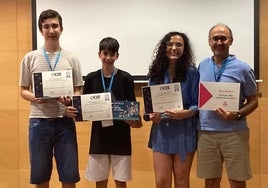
[101,69,115,92]
[211,58,228,82]
[43,48,61,71]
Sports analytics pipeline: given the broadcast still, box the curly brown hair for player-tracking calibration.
[147,31,195,83]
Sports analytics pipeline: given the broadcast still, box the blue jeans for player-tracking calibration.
[29,118,80,184]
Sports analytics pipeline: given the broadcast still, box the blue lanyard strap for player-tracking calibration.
[43,48,61,71]
[211,58,228,82]
[101,69,115,92]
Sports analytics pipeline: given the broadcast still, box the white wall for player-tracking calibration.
[35,0,255,76]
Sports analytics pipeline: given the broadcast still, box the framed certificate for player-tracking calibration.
[72,92,113,121]
[33,70,73,99]
[142,82,183,114]
[199,82,240,111]
[112,101,140,120]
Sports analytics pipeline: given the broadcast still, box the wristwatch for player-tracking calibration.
[234,112,242,120]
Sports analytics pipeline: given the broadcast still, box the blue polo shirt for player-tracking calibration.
[198,55,257,131]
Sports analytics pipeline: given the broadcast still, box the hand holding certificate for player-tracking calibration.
[142,82,183,114]
[33,70,74,99]
[198,82,240,111]
[72,92,140,121]
[72,93,113,121]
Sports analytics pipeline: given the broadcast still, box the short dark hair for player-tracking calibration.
[38,9,63,32]
[99,37,120,53]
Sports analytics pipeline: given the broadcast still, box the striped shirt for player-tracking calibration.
[19,47,83,118]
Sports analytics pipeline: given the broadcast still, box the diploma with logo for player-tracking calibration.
[112,101,140,120]
[142,82,183,114]
[33,70,73,99]
[72,92,113,121]
[199,82,240,111]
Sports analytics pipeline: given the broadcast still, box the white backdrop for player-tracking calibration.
[34,0,255,77]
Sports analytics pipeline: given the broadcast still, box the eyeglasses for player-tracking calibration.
[166,42,182,48]
[210,36,231,43]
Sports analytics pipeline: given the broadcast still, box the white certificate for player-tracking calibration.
[72,92,113,121]
[142,82,183,114]
[33,70,74,98]
[199,82,240,111]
